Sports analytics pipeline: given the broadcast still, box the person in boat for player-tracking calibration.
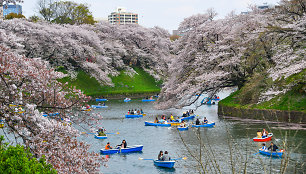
[105,142,112,150]
[261,143,267,151]
[131,109,134,115]
[257,130,262,138]
[196,118,200,125]
[128,110,130,114]
[98,128,106,136]
[154,117,159,123]
[180,120,186,127]
[268,142,278,152]
[145,96,148,99]
[158,151,163,160]
[203,117,208,124]
[137,110,141,115]
[162,151,171,161]
[170,114,174,121]
[149,96,153,100]
[140,109,144,114]
[86,105,90,109]
[262,129,268,138]
[117,140,127,149]
[102,102,105,106]
[182,112,187,117]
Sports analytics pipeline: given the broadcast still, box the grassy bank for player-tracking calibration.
[219,70,306,113]
[57,67,162,97]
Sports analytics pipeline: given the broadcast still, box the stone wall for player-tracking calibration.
[218,104,306,123]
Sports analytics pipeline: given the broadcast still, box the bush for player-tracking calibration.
[0,136,57,174]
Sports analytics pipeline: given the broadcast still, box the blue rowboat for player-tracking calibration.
[178,126,188,131]
[124,99,131,102]
[142,99,155,102]
[43,112,59,117]
[154,160,175,168]
[125,114,143,118]
[94,134,107,139]
[145,121,171,127]
[100,145,143,155]
[259,149,284,158]
[192,122,215,128]
[91,105,108,108]
[180,115,195,121]
[96,98,108,102]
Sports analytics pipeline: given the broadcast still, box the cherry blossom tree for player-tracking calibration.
[0,45,101,173]
[157,1,305,109]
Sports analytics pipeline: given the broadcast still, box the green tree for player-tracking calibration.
[4,13,25,19]
[29,15,41,22]
[0,136,57,173]
[37,0,96,25]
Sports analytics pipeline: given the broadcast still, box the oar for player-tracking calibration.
[172,157,188,160]
[138,157,153,161]
[81,132,95,134]
[105,132,120,135]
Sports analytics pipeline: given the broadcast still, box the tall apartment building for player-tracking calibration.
[108,7,138,25]
[0,6,3,19]
[3,4,22,17]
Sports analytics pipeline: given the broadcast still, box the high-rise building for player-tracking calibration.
[108,7,138,25]
[0,6,3,19]
[3,4,22,17]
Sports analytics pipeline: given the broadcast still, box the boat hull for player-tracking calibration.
[100,145,143,155]
[94,135,107,139]
[142,99,155,102]
[178,127,188,131]
[125,114,143,118]
[192,122,215,127]
[145,121,171,127]
[154,160,175,168]
[96,99,108,102]
[91,105,108,108]
[259,149,283,158]
[180,115,195,121]
[253,133,273,142]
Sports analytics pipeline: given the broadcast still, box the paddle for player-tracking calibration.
[138,157,187,161]
[172,157,188,160]
[105,132,120,135]
[81,132,119,135]
[81,132,95,134]
[138,157,153,161]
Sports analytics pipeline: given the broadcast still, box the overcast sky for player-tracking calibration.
[21,0,280,32]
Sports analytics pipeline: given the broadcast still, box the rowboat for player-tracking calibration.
[145,121,171,127]
[154,160,175,168]
[125,114,143,118]
[178,126,188,131]
[43,112,59,117]
[259,149,284,158]
[96,98,108,102]
[94,134,107,139]
[81,108,92,111]
[124,98,131,102]
[192,122,215,127]
[180,115,195,121]
[253,133,273,142]
[142,99,155,102]
[100,145,143,155]
[170,122,181,126]
[91,105,108,108]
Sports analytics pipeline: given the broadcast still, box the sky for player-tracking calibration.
[21,0,280,33]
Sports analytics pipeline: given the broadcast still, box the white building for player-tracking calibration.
[108,7,138,25]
